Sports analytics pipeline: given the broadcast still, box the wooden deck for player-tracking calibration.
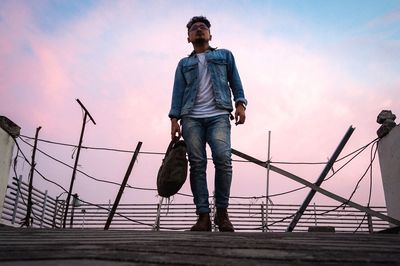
[0,226,399,265]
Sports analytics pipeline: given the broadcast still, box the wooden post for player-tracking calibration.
[231,148,400,226]
[11,175,23,224]
[52,199,59,228]
[261,203,265,232]
[313,203,317,226]
[70,193,79,228]
[104,141,142,230]
[21,126,41,227]
[154,203,161,231]
[63,99,96,228]
[40,190,48,228]
[287,126,354,232]
[367,213,373,233]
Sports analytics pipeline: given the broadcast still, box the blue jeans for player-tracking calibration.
[181,115,232,214]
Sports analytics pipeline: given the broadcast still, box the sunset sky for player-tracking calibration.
[1,0,399,210]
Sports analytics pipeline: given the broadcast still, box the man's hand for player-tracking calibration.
[171,118,181,139]
[235,104,246,125]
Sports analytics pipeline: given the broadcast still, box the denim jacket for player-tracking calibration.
[169,48,247,119]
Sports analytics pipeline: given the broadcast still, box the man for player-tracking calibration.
[169,16,247,232]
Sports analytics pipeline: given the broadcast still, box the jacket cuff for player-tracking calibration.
[169,114,180,120]
[235,98,248,107]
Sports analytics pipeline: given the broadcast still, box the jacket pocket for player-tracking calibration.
[209,59,228,81]
[182,64,197,85]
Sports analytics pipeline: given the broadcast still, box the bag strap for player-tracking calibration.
[163,136,180,159]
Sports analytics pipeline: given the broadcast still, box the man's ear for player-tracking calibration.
[209,34,212,41]
[187,36,191,43]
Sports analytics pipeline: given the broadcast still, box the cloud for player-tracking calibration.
[368,8,400,28]
[2,1,398,207]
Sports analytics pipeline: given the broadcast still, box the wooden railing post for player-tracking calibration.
[11,175,23,224]
[40,190,48,228]
[261,203,265,232]
[367,213,373,233]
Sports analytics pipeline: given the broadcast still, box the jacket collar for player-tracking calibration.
[189,46,217,57]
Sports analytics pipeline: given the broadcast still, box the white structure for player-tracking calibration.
[0,117,20,218]
[378,124,400,227]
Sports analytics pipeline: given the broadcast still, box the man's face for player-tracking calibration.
[187,22,212,45]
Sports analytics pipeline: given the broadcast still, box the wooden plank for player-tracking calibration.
[0,228,399,265]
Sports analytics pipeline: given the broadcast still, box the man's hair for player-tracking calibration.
[186,16,211,31]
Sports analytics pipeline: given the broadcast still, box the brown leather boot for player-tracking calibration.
[215,208,234,232]
[190,213,211,231]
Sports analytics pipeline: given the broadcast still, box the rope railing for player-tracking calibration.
[8,132,391,232]
[16,135,380,201]
[1,177,389,232]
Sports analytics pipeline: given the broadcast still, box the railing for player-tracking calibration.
[68,202,388,232]
[1,176,390,232]
[1,176,64,228]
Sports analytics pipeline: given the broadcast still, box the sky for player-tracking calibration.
[1,0,400,211]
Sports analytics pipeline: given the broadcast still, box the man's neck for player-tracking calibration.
[193,43,210,54]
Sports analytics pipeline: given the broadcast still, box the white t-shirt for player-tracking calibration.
[188,53,229,118]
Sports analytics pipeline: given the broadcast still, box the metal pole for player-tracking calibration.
[63,99,96,228]
[266,130,271,231]
[104,141,142,230]
[230,148,400,226]
[22,126,41,227]
[287,126,354,232]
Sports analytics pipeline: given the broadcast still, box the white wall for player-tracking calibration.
[378,125,400,227]
[0,127,15,217]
